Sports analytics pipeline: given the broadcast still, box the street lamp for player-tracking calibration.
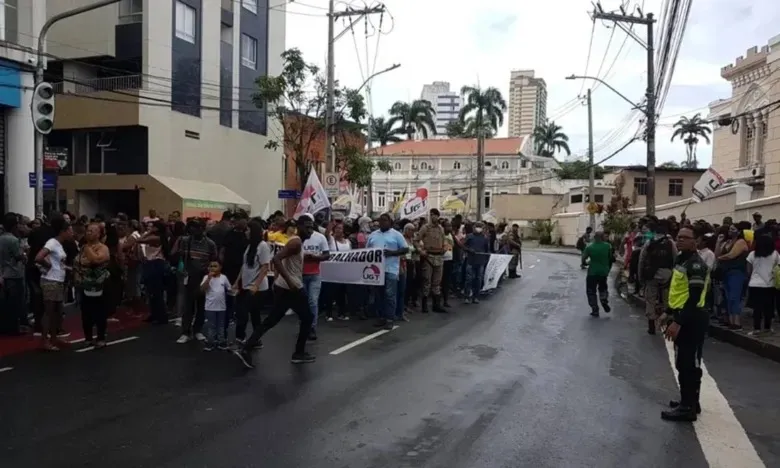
[565,75,645,113]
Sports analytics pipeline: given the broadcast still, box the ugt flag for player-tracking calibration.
[399,182,430,220]
[294,170,331,218]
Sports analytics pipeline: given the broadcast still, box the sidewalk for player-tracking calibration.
[528,246,780,364]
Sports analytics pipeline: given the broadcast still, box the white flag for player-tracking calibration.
[399,182,430,220]
[261,201,270,220]
[294,170,331,218]
[691,167,725,202]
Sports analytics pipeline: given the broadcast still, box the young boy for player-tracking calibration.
[200,261,232,350]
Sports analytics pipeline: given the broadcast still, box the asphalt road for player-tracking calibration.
[1,251,779,468]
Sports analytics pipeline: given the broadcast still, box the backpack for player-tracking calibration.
[642,236,674,280]
[576,235,586,251]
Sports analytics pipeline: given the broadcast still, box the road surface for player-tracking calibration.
[1,251,779,467]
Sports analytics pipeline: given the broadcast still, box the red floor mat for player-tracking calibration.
[0,305,150,358]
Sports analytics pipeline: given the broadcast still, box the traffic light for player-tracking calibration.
[31,82,55,134]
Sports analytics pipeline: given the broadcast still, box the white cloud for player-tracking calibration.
[283,0,780,168]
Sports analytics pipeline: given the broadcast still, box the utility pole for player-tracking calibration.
[587,88,595,230]
[33,0,122,218]
[325,5,387,176]
[476,128,485,220]
[366,118,374,216]
[592,7,656,216]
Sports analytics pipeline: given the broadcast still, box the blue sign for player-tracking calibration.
[29,172,57,190]
[278,189,301,199]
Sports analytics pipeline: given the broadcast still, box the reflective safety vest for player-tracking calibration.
[668,261,709,310]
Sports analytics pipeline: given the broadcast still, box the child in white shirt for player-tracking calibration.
[200,261,232,350]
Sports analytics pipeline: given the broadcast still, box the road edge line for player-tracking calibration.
[330,326,399,355]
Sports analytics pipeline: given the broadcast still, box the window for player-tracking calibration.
[746,125,754,140]
[393,191,401,203]
[520,159,528,168]
[762,121,768,138]
[483,190,492,211]
[175,1,196,44]
[1,0,18,42]
[484,161,492,168]
[241,34,258,69]
[420,162,429,170]
[570,194,583,203]
[241,0,258,13]
[393,162,402,170]
[119,0,142,22]
[220,23,232,44]
[500,161,510,170]
[634,177,648,196]
[377,191,386,208]
[668,178,683,197]
[453,161,461,170]
[594,194,604,203]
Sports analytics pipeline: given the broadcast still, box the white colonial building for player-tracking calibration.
[371,137,564,215]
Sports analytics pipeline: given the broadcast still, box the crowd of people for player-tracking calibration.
[0,207,523,367]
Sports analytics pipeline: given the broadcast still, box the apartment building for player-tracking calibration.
[419,81,462,138]
[709,34,780,197]
[35,0,285,219]
[0,0,46,216]
[507,69,547,138]
[372,137,561,216]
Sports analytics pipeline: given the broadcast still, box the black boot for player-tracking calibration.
[669,400,702,414]
[661,405,697,422]
[433,296,447,313]
[421,297,429,313]
[648,319,656,335]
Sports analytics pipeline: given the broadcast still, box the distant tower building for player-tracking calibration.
[508,70,548,137]
[420,81,462,139]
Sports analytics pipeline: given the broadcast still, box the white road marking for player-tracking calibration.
[329,326,399,355]
[0,367,13,373]
[69,338,86,344]
[75,336,139,353]
[529,264,535,269]
[663,340,765,468]
[536,258,540,263]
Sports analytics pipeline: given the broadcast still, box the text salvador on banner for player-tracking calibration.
[320,248,386,286]
[481,254,514,291]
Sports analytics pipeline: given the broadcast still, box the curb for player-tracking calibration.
[530,249,780,364]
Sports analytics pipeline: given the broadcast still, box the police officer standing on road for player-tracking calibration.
[660,226,709,422]
[416,209,446,314]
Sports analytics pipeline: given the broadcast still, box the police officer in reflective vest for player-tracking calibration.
[659,226,709,422]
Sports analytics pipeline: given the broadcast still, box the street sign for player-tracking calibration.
[29,172,56,189]
[277,189,301,199]
[323,172,339,197]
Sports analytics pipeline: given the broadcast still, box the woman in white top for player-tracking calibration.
[324,222,351,321]
[746,234,779,335]
[34,217,74,351]
[233,220,272,343]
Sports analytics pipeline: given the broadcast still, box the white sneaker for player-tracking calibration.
[176,335,190,344]
[194,333,207,342]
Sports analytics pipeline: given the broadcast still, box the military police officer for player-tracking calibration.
[416,209,446,313]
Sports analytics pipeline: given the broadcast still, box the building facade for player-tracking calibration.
[37,0,285,219]
[372,137,561,217]
[602,165,707,208]
[419,81,461,138]
[508,69,547,138]
[709,34,780,198]
[0,0,46,217]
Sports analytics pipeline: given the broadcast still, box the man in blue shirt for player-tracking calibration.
[367,213,408,329]
[463,221,491,304]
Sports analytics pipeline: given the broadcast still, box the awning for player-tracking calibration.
[151,175,251,218]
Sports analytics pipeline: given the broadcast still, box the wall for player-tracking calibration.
[46,0,118,59]
[492,193,564,220]
[620,169,705,207]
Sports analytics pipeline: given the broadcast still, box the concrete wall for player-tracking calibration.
[493,193,564,220]
[46,0,118,59]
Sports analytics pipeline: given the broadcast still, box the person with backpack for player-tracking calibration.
[576,227,593,269]
[639,219,677,335]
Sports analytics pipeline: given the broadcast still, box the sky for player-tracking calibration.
[283,0,780,167]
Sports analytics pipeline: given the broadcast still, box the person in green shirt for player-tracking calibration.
[582,231,614,317]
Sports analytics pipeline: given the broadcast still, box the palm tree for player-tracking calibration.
[671,113,711,168]
[369,116,403,146]
[459,85,507,219]
[387,100,437,140]
[532,120,571,158]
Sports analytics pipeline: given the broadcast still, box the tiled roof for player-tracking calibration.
[376,137,525,157]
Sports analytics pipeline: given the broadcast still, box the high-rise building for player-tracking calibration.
[420,81,462,138]
[508,70,547,138]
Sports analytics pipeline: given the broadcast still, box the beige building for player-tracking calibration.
[40,0,285,218]
[709,34,780,197]
[508,70,547,137]
[602,166,706,208]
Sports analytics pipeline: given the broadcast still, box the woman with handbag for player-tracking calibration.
[74,223,111,348]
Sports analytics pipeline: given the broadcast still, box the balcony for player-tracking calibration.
[52,76,143,130]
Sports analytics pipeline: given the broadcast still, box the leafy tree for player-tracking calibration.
[658,161,679,169]
[530,219,557,245]
[602,173,634,246]
[671,113,711,168]
[340,146,393,188]
[555,160,605,179]
[445,119,467,138]
[387,100,437,139]
[253,48,384,191]
[532,120,571,157]
[368,116,403,146]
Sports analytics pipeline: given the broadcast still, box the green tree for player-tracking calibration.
[532,120,571,157]
[555,160,606,179]
[671,113,711,169]
[387,100,437,139]
[253,48,383,191]
[658,161,679,169]
[368,116,403,146]
[445,119,467,138]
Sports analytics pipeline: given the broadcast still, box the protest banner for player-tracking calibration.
[320,247,386,286]
[481,253,514,291]
[398,182,430,220]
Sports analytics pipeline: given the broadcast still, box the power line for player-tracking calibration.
[578,18,597,98]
